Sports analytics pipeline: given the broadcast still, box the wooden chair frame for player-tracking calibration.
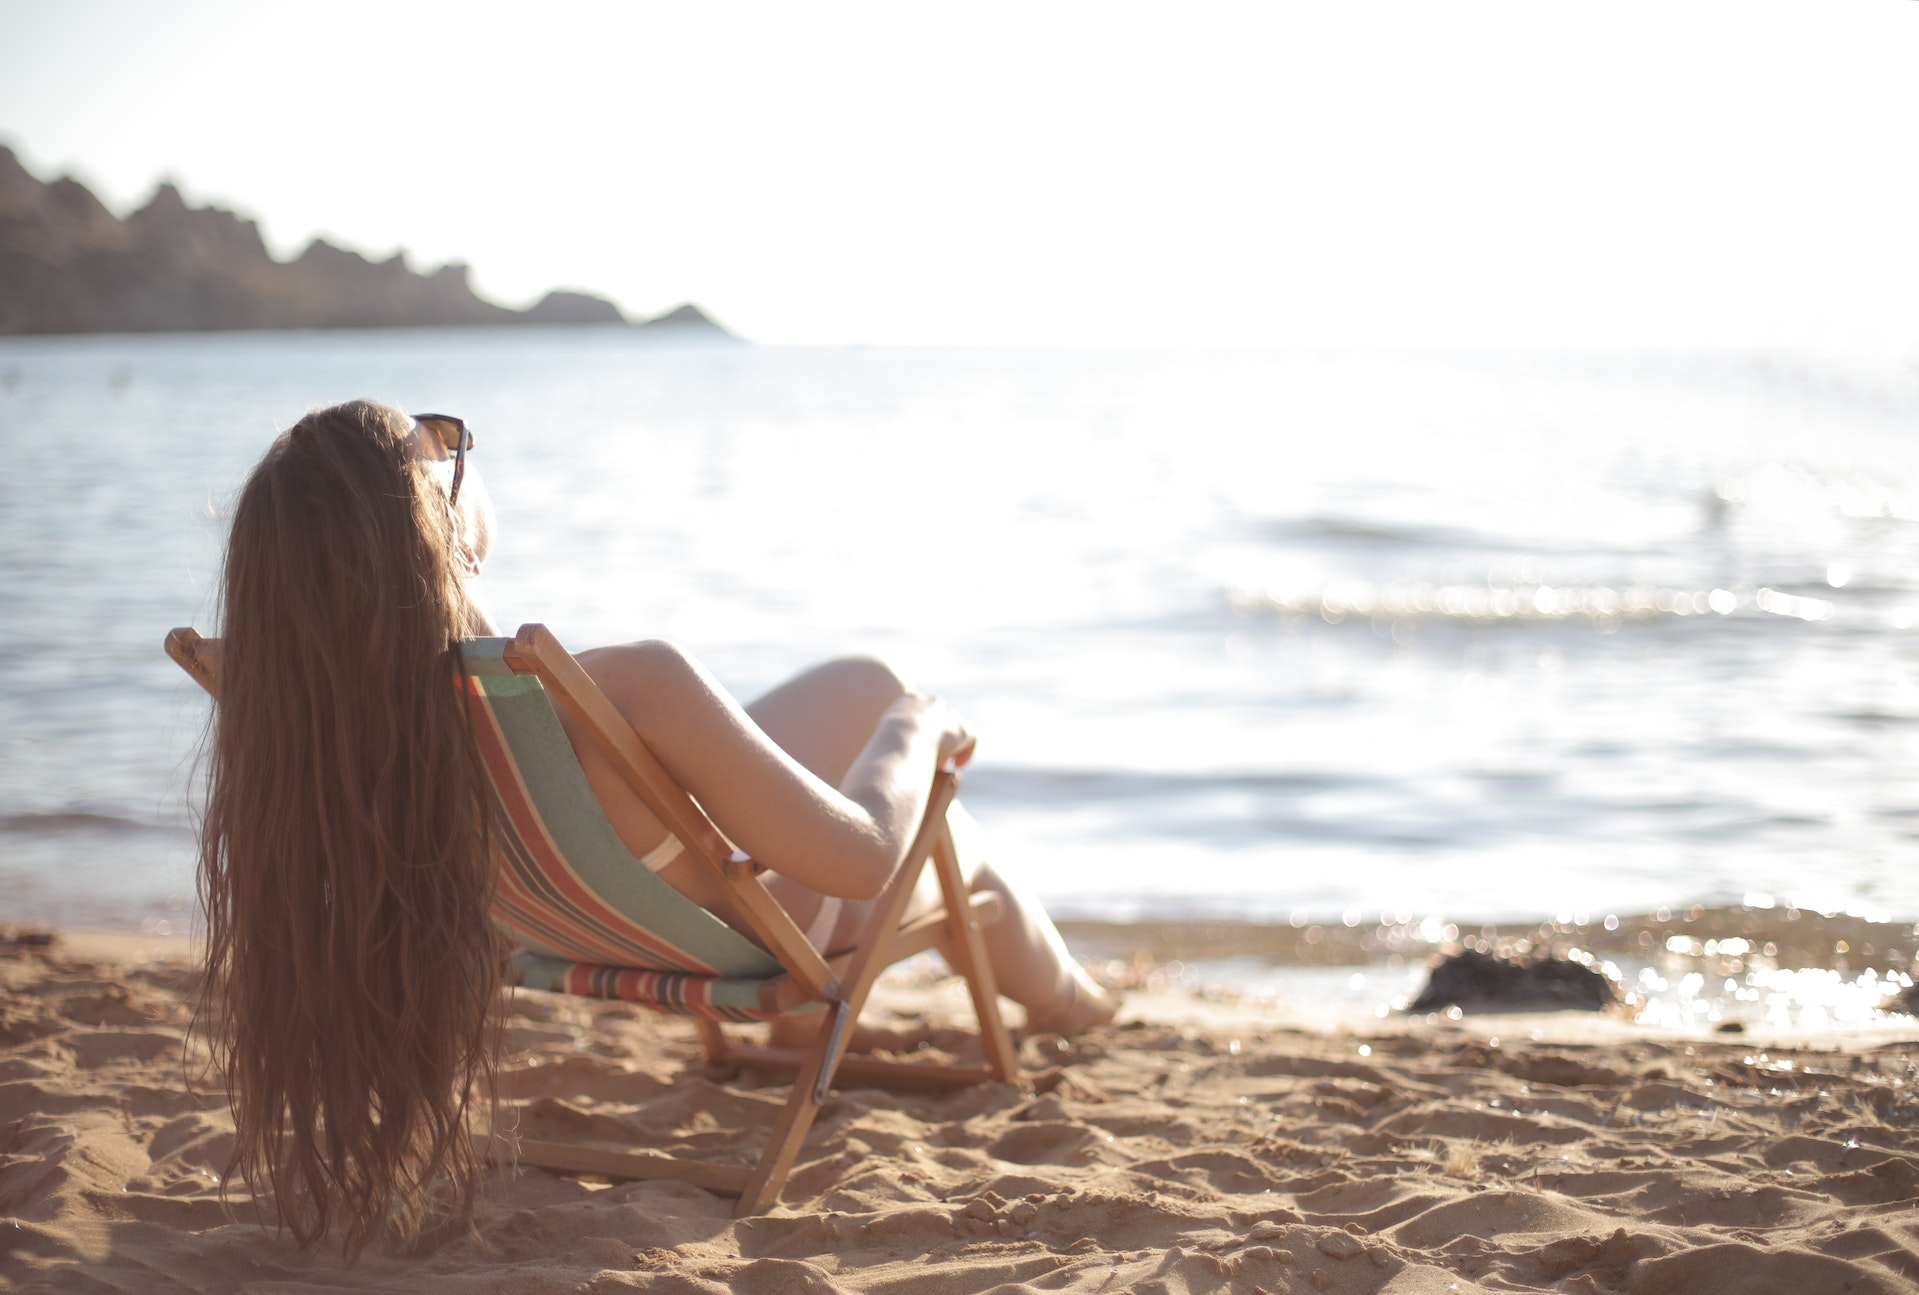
[165,622,1020,1215]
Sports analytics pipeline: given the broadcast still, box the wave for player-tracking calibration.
[0,811,182,836]
[1258,516,1491,548]
[1227,580,1877,629]
[1253,515,1609,556]
[960,766,1379,804]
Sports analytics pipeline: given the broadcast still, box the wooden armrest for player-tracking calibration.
[165,627,222,696]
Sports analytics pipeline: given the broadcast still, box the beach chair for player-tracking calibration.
[164,622,1020,1216]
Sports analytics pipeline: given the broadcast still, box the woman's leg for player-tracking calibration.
[746,658,1114,1035]
[744,655,912,785]
[798,801,1115,1034]
[744,656,910,949]
[939,805,1117,1035]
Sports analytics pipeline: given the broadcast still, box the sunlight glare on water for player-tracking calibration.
[3,334,1918,933]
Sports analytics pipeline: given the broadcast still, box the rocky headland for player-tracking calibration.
[0,146,727,337]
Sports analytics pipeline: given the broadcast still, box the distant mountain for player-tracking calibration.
[522,289,625,325]
[0,146,730,337]
[640,303,728,330]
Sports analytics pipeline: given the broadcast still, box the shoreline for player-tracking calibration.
[1062,902,1919,972]
[47,899,1917,968]
[32,897,1919,1041]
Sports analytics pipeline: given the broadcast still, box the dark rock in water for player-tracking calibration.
[524,289,626,324]
[1409,949,1617,1013]
[1883,983,1919,1016]
[1,926,56,951]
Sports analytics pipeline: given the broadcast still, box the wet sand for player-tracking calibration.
[1062,902,1919,974]
[6,926,1919,1293]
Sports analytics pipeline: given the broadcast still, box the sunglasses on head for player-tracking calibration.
[413,413,473,506]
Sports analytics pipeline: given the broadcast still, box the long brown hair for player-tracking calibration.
[197,399,504,1255]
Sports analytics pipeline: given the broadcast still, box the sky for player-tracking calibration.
[2,1,1917,348]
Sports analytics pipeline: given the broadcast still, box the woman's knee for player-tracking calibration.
[744,654,915,784]
[774,656,912,734]
[814,654,912,710]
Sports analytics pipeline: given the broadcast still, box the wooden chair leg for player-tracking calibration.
[736,774,962,1214]
[931,817,1019,1081]
[734,1000,851,1215]
[695,1017,730,1061]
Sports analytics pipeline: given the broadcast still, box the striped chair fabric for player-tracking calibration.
[460,637,792,1022]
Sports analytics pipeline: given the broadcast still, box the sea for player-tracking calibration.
[4,330,1919,989]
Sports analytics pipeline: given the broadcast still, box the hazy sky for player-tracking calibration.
[2,1,1915,347]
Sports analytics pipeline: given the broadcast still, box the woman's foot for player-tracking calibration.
[1023,975,1119,1038]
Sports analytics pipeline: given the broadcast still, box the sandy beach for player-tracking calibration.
[5,929,1919,1293]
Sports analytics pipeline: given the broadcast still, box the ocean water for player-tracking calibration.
[3,330,1918,936]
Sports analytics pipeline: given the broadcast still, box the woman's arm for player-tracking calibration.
[575,640,970,900]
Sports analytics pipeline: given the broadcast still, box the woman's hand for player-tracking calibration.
[885,694,976,769]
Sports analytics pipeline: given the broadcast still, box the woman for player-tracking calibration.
[197,399,1113,1254]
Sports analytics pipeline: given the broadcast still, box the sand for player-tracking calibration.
[6,930,1919,1294]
